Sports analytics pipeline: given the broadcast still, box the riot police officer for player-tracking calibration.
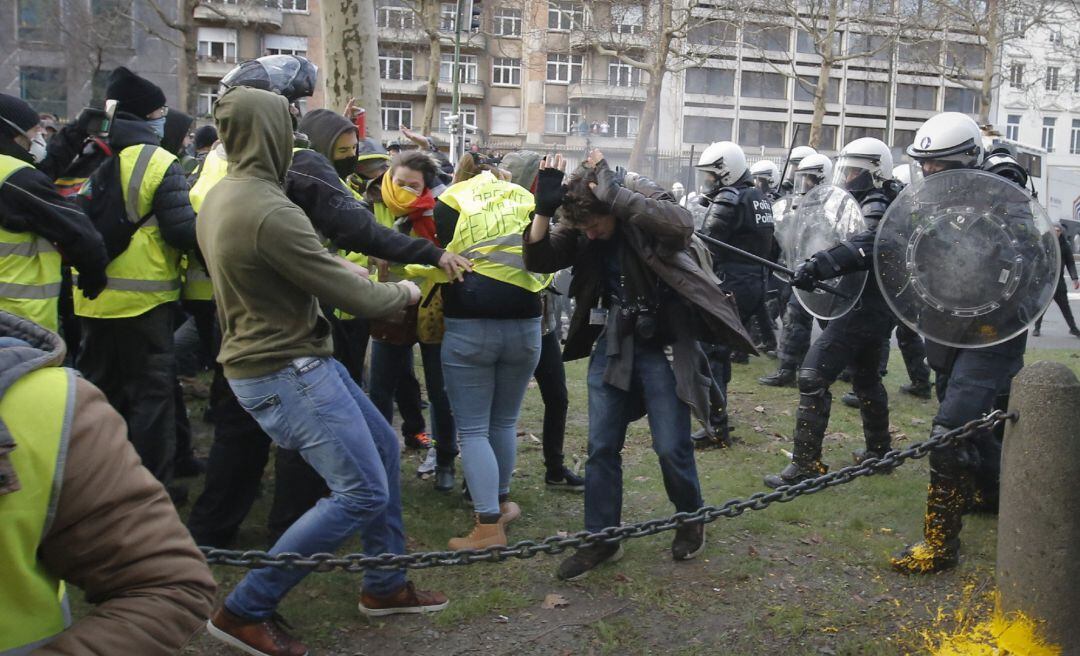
[750,160,781,201]
[891,113,1035,573]
[778,145,817,195]
[693,141,774,447]
[764,138,899,487]
[759,153,833,387]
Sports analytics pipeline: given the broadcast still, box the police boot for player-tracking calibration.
[852,432,895,473]
[730,351,750,365]
[764,385,830,489]
[758,367,796,387]
[852,390,892,472]
[900,380,933,399]
[693,414,731,450]
[841,390,860,408]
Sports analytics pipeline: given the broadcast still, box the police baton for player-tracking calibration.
[694,231,853,300]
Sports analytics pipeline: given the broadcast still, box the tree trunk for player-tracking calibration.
[322,0,384,137]
[809,58,833,149]
[978,0,999,125]
[422,30,441,133]
[181,0,200,115]
[627,0,672,171]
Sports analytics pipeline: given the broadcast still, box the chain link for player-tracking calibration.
[199,410,1014,572]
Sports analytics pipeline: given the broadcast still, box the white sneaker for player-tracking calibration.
[416,447,437,478]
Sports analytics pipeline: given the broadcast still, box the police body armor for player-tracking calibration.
[702,177,774,275]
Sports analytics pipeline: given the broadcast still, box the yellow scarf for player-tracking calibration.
[381,173,423,217]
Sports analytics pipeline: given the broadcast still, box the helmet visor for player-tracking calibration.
[793,170,821,195]
[832,158,875,194]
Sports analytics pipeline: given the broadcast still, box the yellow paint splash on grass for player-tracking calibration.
[920,586,1061,656]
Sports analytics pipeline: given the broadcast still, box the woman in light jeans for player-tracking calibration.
[434,152,546,549]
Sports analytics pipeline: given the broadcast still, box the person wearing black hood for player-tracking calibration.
[0,93,109,334]
[72,67,197,495]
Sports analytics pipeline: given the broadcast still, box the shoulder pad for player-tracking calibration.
[861,191,891,222]
[713,186,740,207]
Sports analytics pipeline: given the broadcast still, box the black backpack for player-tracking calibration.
[77,145,157,261]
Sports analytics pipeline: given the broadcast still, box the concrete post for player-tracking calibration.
[996,360,1080,653]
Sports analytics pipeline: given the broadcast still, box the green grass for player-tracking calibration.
[70,348,1080,654]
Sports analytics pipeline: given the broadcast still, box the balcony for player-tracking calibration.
[197,58,239,79]
[437,79,486,99]
[570,30,650,51]
[194,2,283,29]
[380,78,428,96]
[568,79,647,103]
[566,134,637,151]
[439,31,487,51]
[376,27,428,46]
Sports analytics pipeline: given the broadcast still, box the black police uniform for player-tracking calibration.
[700,172,774,435]
[764,184,897,487]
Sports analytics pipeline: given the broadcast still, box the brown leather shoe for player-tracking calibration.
[358,581,449,617]
[206,606,308,656]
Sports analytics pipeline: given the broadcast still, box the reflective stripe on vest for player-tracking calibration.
[0,156,63,332]
[432,171,552,292]
[183,147,231,301]
[73,145,181,319]
[0,366,74,654]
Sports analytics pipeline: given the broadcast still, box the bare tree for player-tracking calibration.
[323,0,384,137]
[50,0,136,106]
[374,0,445,133]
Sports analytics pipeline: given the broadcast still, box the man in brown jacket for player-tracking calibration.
[523,151,755,582]
[0,310,216,655]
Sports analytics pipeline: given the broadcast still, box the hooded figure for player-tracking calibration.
[297,108,357,181]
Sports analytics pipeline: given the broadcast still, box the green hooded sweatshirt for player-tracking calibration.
[197,86,411,379]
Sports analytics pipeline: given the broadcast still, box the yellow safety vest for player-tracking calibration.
[336,181,372,321]
[0,157,63,332]
[406,171,552,292]
[73,145,182,319]
[182,148,230,302]
[0,366,73,654]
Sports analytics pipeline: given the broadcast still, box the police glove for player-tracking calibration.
[76,267,108,300]
[534,167,567,218]
[791,259,820,291]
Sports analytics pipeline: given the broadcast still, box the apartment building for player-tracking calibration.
[2,0,181,120]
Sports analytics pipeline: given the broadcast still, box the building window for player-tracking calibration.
[17,0,49,42]
[1046,66,1060,91]
[794,76,840,103]
[688,20,737,47]
[490,106,520,135]
[1075,71,1080,93]
[197,85,219,118]
[544,104,581,134]
[548,1,584,31]
[796,29,841,56]
[743,24,790,52]
[280,0,308,12]
[1049,28,1063,46]
[848,32,891,61]
[492,57,521,86]
[1009,63,1024,89]
[792,124,837,150]
[492,7,522,36]
[738,119,785,147]
[892,128,917,152]
[741,71,787,100]
[265,35,308,57]
[612,4,643,34]
[608,105,638,138]
[379,50,413,80]
[945,43,983,70]
[844,125,886,143]
[897,40,941,65]
[685,68,734,96]
[546,53,583,84]
[440,54,478,84]
[382,100,412,130]
[895,83,936,110]
[440,2,456,32]
[1006,114,1021,141]
[608,62,641,87]
[683,115,733,143]
[1071,119,1080,155]
[376,0,416,29]
[19,66,66,118]
[197,27,238,63]
[942,87,980,114]
[439,105,477,132]
[845,79,887,107]
[1042,116,1056,152]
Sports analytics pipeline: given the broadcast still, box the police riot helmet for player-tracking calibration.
[696,141,748,187]
[750,159,780,193]
[982,142,1029,189]
[794,153,834,195]
[670,181,685,200]
[891,164,911,185]
[906,112,984,176]
[220,55,318,103]
[832,137,893,194]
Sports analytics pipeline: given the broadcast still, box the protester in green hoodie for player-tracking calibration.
[198,86,448,656]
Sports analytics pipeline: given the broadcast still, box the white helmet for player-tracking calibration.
[696,141,748,187]
[891,164,911,185]
[670,181,685,200]
[789,145,817,168]
[750,160,780,193]
[833,137,893,194]
[793,154,834,194]
[906,112,984,170]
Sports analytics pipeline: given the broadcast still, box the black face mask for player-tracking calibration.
[333,156,356,180]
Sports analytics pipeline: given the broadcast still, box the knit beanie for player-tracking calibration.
[106,67,167,118]
[0,93,41,137]
[193,125,218,150]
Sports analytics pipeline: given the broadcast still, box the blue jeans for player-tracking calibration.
[585,335,704,532]
[441,317,542,515]
[224,357,406,620]
[369,340,457,465]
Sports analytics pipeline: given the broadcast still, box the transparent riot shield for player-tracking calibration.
[874,169,1059,348]
[790,185,868,319]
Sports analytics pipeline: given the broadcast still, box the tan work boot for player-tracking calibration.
[448,517,506,550]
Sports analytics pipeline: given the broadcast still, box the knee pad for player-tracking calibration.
[797,368,829,396]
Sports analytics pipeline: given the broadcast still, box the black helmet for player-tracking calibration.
[220,55,318,103]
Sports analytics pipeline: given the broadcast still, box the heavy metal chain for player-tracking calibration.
[199,410,1013,572]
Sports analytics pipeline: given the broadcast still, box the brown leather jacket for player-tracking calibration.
[0,312,216,655]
